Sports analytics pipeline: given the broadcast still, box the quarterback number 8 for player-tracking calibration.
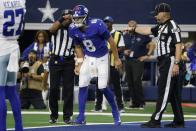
[83,40,96,52]
[3,8,24,36]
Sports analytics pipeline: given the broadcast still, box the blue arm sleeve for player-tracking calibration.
[69,25,81,45]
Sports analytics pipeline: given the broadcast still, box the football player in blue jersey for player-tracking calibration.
[0,0,26,131]
[69,5,122,125]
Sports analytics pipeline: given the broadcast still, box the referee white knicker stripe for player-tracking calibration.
[155,56,175,120]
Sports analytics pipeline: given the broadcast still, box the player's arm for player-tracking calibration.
[125,26,152,35]
[49,15,72,33]
[175,43,182,62]
[74,45,84,75]
[146,41,156,56]
[172,43,182,77]
[49,21,61,34]
[108,36,122,69]
[171,24,182,76]
[140,40,156,61]
[135,27,152,35]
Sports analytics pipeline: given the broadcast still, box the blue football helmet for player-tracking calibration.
[72,5,89,27]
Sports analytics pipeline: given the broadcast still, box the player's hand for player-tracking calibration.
[63,14,72,20]
[172,64,179,77]
[114,58,122,70]
[74,64,82,75]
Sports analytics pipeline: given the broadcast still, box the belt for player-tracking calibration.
[50,54,74,61]
[157,54,174,61]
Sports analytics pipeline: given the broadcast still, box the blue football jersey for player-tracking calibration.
[69,18,111,57]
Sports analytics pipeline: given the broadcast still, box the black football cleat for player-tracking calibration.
[141,121,161,128]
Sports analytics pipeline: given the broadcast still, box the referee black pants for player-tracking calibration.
[49,56,74,121]
[151,55,184,124]
[95,66,124,110]
[125,59,145,106]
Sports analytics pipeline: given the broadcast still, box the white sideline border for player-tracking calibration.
[7,111,196,118]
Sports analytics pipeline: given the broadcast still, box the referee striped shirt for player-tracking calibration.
[51,28,74,57]
[151,19,181,57]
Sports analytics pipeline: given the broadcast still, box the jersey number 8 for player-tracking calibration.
[3,8,24,37]
[83,40,96,52]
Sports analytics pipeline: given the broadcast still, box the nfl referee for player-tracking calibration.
[48,9,75,124]
[127,3,184,128]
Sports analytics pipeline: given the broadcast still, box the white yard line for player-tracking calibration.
[7,111,196,118]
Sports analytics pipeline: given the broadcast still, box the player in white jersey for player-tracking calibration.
[0,0,26,131]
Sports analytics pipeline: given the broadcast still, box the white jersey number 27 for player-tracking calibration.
[3,8,24,36]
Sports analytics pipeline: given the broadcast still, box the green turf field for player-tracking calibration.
[6,101,196,129]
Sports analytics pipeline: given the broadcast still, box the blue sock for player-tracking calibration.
[102,87,121,124]
[101,87,118,112]
[0,86,7,131]
[6,85,23,131]
[78,86,88,119]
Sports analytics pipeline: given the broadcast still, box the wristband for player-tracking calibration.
[77,58,84,63]
[174,59,180,65]
[174,61,179,65]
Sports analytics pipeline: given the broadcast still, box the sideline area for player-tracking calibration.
[8,120,196,131]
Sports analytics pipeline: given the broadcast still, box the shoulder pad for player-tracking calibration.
[91,19,99,24]
[69,23,76,29]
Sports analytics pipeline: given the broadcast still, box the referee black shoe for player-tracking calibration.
[141,120,161,128]
[164,122,184,128]
[64,119,72,124]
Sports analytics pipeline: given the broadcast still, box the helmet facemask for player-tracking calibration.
[72,15,87,27]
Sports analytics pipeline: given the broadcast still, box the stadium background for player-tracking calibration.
[21,0,196,50]
[7,0,196,130]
